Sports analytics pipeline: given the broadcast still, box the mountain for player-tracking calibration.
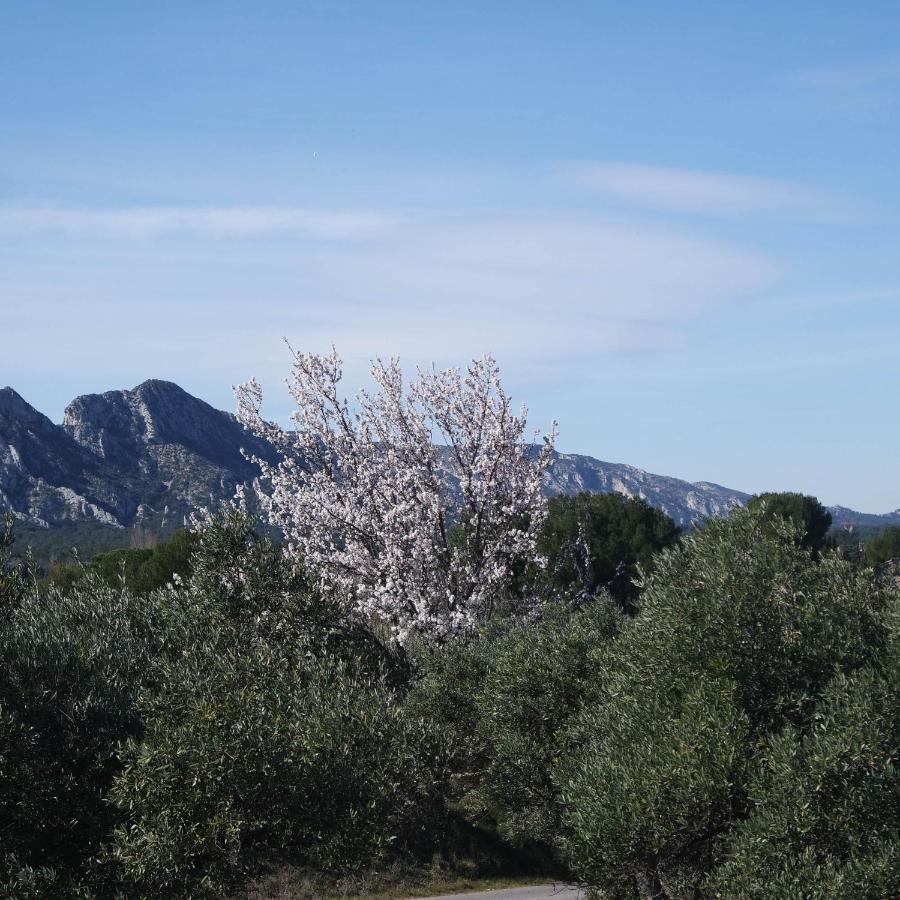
[1,380,276,530]
[828,505,900,530]
[1,380,896,534]
[545,452,750,524]
[0,386,122,527]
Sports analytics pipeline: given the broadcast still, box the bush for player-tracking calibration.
[865,525,900,567]
[0,572,170,894]
[3,500,896,897]
[105,512,451,896]
[2,510,429,896]
[0,513,31,608]
[108,645,452,897]
[557,508,889,897]
[563,679,748,898]
[407,598,624,861]
[746,491,833,553]
[44,528,199,596]
[2,513,171,894]
[708,595,899,898]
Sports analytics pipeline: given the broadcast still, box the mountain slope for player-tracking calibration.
[0,380,895,532]
[0,387,122,526]
[546,452,750,524]
[2,381,277,529]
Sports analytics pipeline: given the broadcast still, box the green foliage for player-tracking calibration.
[104,511,450,896]
[557,507,889,896]
[746,491,833,552]
[2,500,897,897]
[109,646,452,897]
[865,524,900,567]
[407,599,624,859]
[44,528,199,596]
[563,679,748,898]
[0,570,171,894]
[9,520,131,567]
[0,513,33,610]
[537,492,680,611]
[708,652,899,899]
[1,510,433,895]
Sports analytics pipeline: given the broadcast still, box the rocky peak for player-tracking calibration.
[0,387,54,430]
[63,379,257,469]
[62,378,279,495]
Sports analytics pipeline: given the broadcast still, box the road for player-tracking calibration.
[410,886,585,900]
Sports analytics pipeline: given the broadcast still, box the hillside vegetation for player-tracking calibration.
[1,497,896,899]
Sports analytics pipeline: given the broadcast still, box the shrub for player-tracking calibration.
[0,513,32,608]
[0,573,170,894]
[44,528,199,596]
[865,524,900,567]
[108,644,453,897]
[105,512,451,896]
[557,508,889,896]
[707,595,899,898]
[746,491,833,553]
[1,513,173,893]
[407,598,624,860]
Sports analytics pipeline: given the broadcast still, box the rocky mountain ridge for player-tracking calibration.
[1,379,897,532]
[1,380,277,531]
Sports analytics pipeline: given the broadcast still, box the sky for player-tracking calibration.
[1,1,898,512]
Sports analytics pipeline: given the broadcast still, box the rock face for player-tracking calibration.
[0,379,896,530]
[545,452,750,525]
[1,380,276,529]
[0,387,122,527]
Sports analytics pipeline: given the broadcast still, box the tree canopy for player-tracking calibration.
[866,525,900,567]
[537,491,681,611]
[746,491,833,552]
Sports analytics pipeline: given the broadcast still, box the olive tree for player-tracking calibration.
[557,508,889,898]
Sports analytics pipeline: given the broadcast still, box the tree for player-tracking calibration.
[557,507,889,897]
[865,525,900,567]
[236,350,555,644]
[44,528,199,595]
[708,656,899,899]
[1,535,169,894]
[107,512,452,897]
[407,599,623,860]
[537,492,680,612]
[0,513,31,613]
[746,491,832,552]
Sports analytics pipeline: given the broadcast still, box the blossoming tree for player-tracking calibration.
[235,348,556,643]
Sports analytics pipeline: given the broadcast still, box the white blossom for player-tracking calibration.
[236,348,555,643]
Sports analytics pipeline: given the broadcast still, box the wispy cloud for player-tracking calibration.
[245,215,779,361]
[793,57,900,90]
[567,162,854,220]
[0,206,399,240]
[0,212,778,370]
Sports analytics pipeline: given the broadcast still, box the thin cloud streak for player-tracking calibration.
[793,57,900,90]
[567,162,857,221]
[0,206,400,240]
[1,214,779,370]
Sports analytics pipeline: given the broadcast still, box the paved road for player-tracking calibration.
[411,886,585,900]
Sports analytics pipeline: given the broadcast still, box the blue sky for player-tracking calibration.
[2,2,898,511]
